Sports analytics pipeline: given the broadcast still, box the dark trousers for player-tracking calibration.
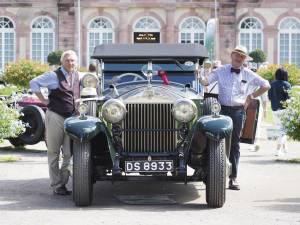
[221,106,246,179]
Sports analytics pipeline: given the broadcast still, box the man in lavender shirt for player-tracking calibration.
[199,45,270,190]
[30,50,80,195]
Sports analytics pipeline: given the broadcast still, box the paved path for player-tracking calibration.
[0,124,299,225]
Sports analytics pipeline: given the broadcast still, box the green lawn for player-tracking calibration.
[0,155,21,162]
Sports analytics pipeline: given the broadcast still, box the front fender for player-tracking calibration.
[197,115,233,140]
[64,116,107,142]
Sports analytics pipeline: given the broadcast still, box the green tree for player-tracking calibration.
[0,100,25,142]
[249,49,267,69]
[47,50,63,66]
[2,60,49,89]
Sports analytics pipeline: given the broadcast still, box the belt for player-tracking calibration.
[221,105,244,110]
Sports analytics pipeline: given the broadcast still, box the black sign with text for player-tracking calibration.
[133,32,160,43]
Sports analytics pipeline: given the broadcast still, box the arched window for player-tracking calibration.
[88,17,114,62]
[278,17,300,66]
[133,17,161,43]
[134,17,160,30]
[179,17,205,44]
[239,17,263,52]
[31,16,55,63]
[0,17,15,72]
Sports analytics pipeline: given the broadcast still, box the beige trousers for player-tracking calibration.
[45,110,71,189]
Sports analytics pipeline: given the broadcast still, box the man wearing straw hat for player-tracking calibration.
[199,45,270,190]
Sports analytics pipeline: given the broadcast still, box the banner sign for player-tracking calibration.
[134,32,160,43]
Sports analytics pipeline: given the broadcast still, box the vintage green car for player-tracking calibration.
[64,43,234,208]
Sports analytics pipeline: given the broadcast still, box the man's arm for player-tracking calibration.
[29,71,57,106]
[244,71,271,109]
[251,85,270,99]
[198,69,219,86]
[34,92,49,105]
[198,75,209,86]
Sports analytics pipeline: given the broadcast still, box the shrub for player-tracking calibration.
[0,85,19,96]
[249,49,267,68]
[281,88,300,141]
[2,60,49,89]
[47,50,63,66]
[0,100,25,142]
[257,63,300,86]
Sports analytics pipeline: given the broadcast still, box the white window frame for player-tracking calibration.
[0,16,16,73]
[87,17,114,64]
[278,17,300,66]
[30,16,55,64]
[132,16,161,43]
[178,17,206,45]
[239,17,263,52]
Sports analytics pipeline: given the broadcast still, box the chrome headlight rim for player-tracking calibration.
[101,99,127,124]
[172,98,197,123]
[211,102,221,115]
[78,103,89,115]
[81,73,98,88]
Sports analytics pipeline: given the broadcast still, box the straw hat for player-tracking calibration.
[232,45,253,61]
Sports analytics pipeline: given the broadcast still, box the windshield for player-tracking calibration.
[102,62,196,87]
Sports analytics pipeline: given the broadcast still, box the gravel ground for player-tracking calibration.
[0,127,300,225]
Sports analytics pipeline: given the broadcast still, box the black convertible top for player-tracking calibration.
[91,43,208,63]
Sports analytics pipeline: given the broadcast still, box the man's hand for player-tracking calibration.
[35,92,49,106]
[244,94,253,110]
[196,71,208,86]
[42,99,49,105]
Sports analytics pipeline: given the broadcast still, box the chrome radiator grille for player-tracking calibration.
[122,103,177,153]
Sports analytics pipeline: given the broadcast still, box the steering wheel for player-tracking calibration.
[111,73,145,84]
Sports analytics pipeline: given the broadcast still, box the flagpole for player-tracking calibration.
[214,0,220,61]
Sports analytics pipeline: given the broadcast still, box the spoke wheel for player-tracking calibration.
[73,141,93,206]
[206,138,226,208]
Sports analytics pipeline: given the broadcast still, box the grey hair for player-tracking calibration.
[60,50,78,63]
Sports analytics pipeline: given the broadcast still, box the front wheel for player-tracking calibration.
[205,138,226,208]
[73,141,93,206]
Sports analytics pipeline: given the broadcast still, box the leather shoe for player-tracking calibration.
[53,185,72,195]
[229,179,240,190]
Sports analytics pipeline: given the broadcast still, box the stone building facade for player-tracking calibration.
[0,0,299,69]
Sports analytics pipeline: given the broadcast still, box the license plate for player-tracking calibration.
[125,160,173,172]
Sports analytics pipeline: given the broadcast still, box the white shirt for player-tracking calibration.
[207,64,270,106]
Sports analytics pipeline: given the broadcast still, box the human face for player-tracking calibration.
[231,52,246,69]
[62,54,77,73]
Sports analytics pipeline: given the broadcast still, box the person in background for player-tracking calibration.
[199,45,270,190]
[30,50,80,195]
[88,61,97,73]
[268,68,291,156]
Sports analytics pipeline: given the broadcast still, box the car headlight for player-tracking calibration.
[78,103,89,115]
[172,99,197,123]
[81,73,98,88]
[211,102,221,115]
[101,99,127,123]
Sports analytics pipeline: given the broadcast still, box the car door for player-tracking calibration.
[240,99,260,144]
[203,93,260,144]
